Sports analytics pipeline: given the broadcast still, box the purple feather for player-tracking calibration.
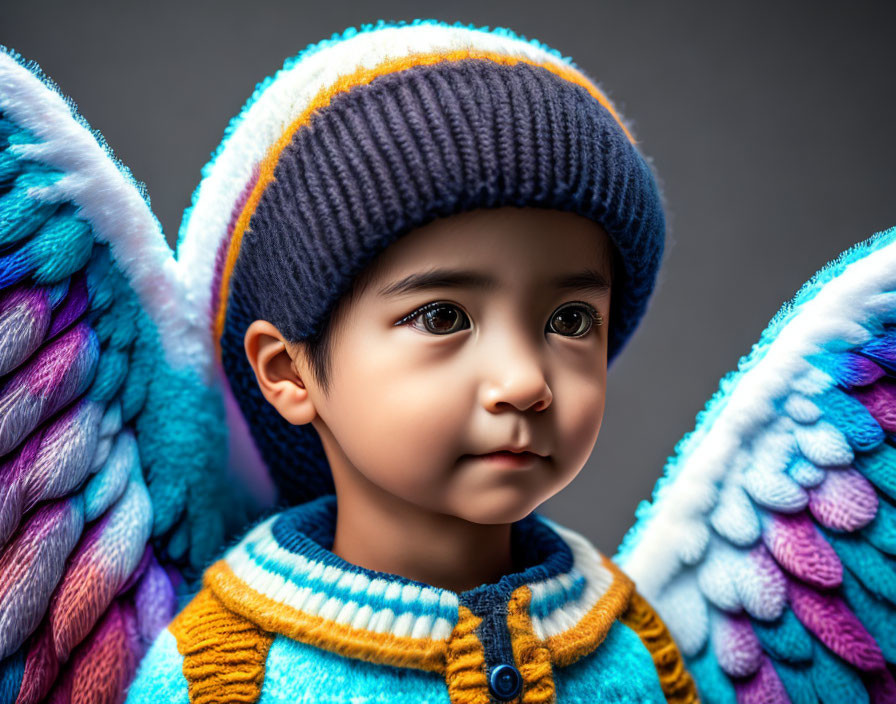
[851,379,896,434]
[46,273,88,340]
[733,656,790,704]
[0,399,101,547]
[0,285,51,376]
[0,497,84,661]
[838,353,887,388]
[808,468,878,532]
[788,578,885,671]
[47,475,152,665]
[0,429,39,548]
[864,667,896,704]
[861,333,896,371]
[740,543,788,620]
[713,612,763,677]
[763,513,842,588]
[43,600,139,704]
[115,544,153,598]
[0,322,99,456]
[22,322,95,395]
[133,551,177,644]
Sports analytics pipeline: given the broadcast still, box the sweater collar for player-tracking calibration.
[204,494,634,672]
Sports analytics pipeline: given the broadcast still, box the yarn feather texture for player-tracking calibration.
[616,225,896,703]
[0,47,253,703]
[0,22,632,702]
[2,17,896,704]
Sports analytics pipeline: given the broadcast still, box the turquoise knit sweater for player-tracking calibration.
[124,495,696,703]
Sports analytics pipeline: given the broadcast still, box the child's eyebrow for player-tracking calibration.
[377,268,611,298]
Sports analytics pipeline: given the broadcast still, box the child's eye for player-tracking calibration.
[396,302,471,335]
[547,302,603,338]
[396,301,604,337]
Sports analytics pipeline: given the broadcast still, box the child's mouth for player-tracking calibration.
[464,451,542,468]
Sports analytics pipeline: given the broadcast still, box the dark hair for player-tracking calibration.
[288,263,378,397]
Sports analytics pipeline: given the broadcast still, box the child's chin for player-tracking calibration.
[452,494,545,525]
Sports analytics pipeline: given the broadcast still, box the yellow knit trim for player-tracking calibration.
[620,590,701,704]
[212,47,634,360]
[444,605,491,704]
[168,587,274,704]
[508,586,556,703]
[545,555,635,667]
[205,559,448,673]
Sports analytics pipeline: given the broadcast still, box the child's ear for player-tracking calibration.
[243,320,317,425]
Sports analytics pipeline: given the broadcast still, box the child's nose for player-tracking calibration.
[477,344,553,414]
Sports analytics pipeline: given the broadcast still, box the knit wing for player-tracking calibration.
[615,226,896,703]
[0,48,249,703]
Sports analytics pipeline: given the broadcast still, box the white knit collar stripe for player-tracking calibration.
[210,497,623,648]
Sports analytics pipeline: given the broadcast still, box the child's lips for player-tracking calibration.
[463,450,544,468]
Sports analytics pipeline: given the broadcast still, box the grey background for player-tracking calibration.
[4,1,894,555]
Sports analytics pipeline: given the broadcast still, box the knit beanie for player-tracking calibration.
[176,20,666,506]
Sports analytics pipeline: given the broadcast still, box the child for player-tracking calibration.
[125,20,697,703]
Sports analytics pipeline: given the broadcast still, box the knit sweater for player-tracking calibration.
[124,495,697,703]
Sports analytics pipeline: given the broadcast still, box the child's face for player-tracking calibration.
[256,207,613,524]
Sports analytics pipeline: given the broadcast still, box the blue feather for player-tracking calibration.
[45,277,69,308]
[686,644,737,704]
[165,518,190,562]
[810,643,868,704]
[788,457,826,488]
[839,566,896,661]
[0,115,19,144]
[0,208,92,289]
[852,442,896,500]
[814,388,885,452]
[28,208,94,284]
[771,661,819,704]
[752,608,814,663]
[0,168,60,247]
[862,496,896,554]
[0,150,19,187]
[84,245,116,311]
[88,347,129,403]
[860,330,896,373]
[823,529,896,604]
[808,351,883,388]
[0,246,29,289]
[83,431,135,522]
[0,644,25,704]
[118,312,154,424]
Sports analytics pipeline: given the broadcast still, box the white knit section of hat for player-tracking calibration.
[176,23,584,362]
[529,517,616,641]
[221,514,460,640]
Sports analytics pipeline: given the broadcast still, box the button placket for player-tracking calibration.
[443,584,557,704]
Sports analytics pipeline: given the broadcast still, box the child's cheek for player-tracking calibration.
[552,371,608,479]
[330,355,467,501]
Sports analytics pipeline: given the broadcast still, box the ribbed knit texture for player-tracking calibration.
[167,588,274,703]
[125,495,692,702]
[620,591,700,703]
[221,58,664,505]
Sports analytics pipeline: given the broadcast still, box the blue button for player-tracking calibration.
[489,663,522,700]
